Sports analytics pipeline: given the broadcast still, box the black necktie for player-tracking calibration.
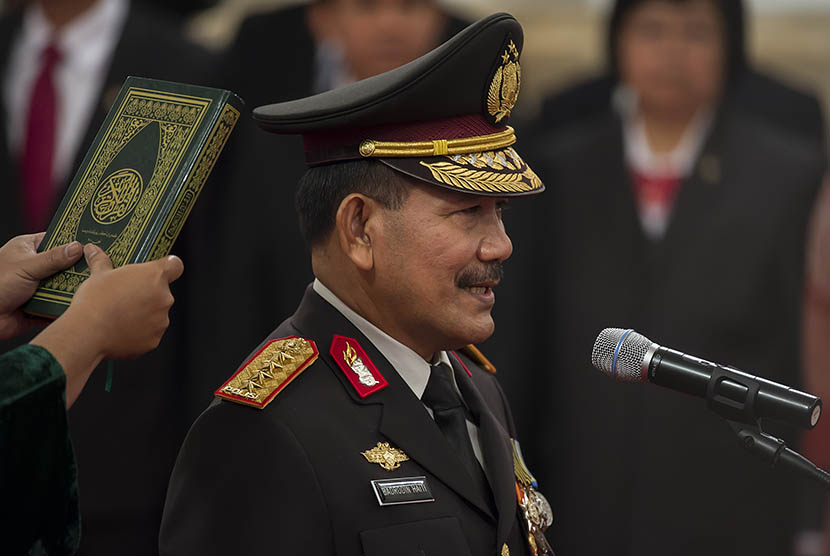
[422,362,492,504]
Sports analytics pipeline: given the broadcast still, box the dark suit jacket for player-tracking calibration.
[488,100,824,556]
[160,286,537,556]
[0,5,217,555]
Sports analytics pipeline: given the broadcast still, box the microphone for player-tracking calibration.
[592,328,822,430]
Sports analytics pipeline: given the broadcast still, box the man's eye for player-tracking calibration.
[459,205,480,215]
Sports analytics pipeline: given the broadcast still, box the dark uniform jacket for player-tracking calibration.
[160,285,535,556]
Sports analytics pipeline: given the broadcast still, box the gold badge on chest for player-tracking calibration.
[362,442,410,471]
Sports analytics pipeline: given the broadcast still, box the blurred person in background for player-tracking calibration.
[0,0,216,554]
[194,0,472,407]
[490,0,826,555]
[803,175,830,556]
[533,3,825,152]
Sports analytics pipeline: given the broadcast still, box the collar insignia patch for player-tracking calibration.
[486,38,521,125]
[330,335,388,398]
[362,442,410,471]
[215,337,318,409]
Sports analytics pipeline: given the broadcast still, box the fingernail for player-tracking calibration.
[83,244,98,259]
[64,242,82,258]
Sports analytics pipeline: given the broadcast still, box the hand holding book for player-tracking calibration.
[0,232,183,407]
[23,76,242,318]
[0,232,83,340]
[31,244,183,406]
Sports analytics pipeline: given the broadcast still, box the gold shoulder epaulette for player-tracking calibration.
[460,344,496,374]
[215,337,319,409]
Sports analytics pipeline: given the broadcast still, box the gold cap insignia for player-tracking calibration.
[362,442,410,471]
[419,146,541,195]
[487,39,521,124]
[215,337,318,409]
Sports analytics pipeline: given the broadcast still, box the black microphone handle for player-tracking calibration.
[648,347,821,429]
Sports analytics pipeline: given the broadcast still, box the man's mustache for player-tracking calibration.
[456,262,504,288]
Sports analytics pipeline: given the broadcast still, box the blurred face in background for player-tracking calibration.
[617,0,725,117]
[332,0,447,80]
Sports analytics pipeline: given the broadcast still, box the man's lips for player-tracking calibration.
[456,262,504,294]
[460,281,499,296]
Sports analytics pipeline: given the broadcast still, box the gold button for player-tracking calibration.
[359,140,376,157]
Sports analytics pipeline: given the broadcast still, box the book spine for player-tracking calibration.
[140,95,240,261]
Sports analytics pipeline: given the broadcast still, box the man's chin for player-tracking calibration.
[456,317,495,347]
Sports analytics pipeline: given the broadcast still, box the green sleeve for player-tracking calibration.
[0,344,81,556]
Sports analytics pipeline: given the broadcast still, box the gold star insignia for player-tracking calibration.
[250,368,274,382]
[240,375,263,392]
[261,358,283,372]
[273,350,295,365]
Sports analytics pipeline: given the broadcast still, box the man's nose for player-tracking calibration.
[478,221,513,262]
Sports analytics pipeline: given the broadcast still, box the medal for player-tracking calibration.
[512,439,555,556]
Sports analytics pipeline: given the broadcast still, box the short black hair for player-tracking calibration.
[607,0,747,87]
[296,160,410,246]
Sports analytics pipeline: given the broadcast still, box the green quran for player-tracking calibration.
[23,77,243,319]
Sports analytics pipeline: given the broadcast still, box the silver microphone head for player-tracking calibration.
[591,328,654,382]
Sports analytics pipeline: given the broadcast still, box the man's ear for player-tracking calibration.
[335,193,378,271]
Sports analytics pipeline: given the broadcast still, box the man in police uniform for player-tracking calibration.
[160,13,552,556]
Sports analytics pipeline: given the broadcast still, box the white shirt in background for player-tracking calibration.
[4,0,129,189]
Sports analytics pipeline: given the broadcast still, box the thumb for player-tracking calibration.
[161,255,184,284]
[84,244,113,274]
[21,240,83,281]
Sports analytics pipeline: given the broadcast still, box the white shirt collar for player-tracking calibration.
[60,0,128,73]
[312,278,454,399]
[614,84,713,178]
[21,0,127,64]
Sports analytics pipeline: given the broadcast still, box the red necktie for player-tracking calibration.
[20,42,61,232]
[630,169,682,213]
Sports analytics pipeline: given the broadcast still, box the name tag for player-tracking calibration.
[371,476,434,506]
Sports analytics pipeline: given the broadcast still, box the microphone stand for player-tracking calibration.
[727,420,830,490]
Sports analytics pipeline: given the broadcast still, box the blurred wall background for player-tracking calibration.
[183,0,829,139]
